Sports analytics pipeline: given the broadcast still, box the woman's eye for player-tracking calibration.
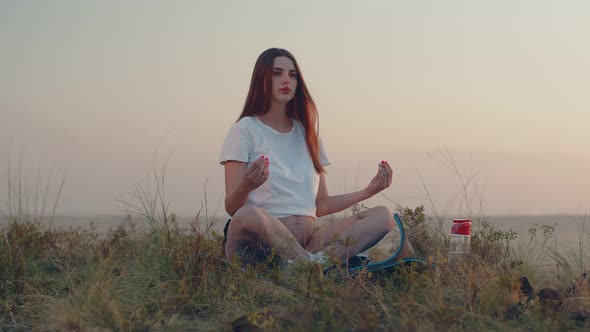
[289,73,297,78]
[273,72,281,76]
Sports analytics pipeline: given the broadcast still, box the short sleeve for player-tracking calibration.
[219,123,252,165]
[318,137,331,166]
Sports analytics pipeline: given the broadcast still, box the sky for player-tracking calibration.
[1,0,589,219]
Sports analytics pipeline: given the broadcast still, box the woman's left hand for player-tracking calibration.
[365,160,393,197]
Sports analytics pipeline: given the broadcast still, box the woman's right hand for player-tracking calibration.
[240,155,269,192]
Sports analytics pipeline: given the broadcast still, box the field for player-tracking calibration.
[2,208,590,331]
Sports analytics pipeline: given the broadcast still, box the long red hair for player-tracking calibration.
[238,48,325,174]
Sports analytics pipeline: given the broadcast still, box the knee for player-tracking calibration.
[371,206,396,232]
[231,205,268,234]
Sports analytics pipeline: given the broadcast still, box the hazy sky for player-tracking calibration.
[1,0,589,218]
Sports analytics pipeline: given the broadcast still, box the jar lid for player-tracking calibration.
[451,219,472,235]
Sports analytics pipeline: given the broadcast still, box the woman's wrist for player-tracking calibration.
[361,187,374,200]
[227,182,252,208]
[226,185,250,216]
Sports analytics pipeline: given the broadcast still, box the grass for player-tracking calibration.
[2,151,589,331]
[1,208,590,331]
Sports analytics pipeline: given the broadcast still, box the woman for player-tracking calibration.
[219,48,414,266]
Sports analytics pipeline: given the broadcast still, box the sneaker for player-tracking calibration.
[281,251,332,276]
[347,253,372,268]
[307,251,330,264]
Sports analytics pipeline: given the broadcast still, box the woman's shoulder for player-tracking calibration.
[235,116,258,128]
[292,118,304,129]
[291,118,308,135]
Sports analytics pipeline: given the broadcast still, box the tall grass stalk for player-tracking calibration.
[5,145,66,226]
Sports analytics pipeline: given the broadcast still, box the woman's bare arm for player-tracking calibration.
[224,156,269,216]
[315,161,392,217]
[315,174,371,217]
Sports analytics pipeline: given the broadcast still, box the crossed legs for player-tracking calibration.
[224,205,415,264]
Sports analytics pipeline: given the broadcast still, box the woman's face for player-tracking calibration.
[271,56,298,104]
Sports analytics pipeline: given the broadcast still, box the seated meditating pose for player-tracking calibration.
[219,48,415,267]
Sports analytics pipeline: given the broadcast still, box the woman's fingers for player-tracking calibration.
[378,160,393,189]
[254,156,269,183]
[262,167,269,180]
[374,164,384,189]
[247,157,260,175]
[263,158,269,176]
[382,164,388,188]
[248,156,266,176]
[384,161,393,186]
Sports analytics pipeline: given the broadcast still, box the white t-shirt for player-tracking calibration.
[219,116,331,218]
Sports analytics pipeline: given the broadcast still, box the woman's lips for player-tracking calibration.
[279,88,291,93]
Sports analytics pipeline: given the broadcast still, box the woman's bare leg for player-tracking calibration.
[305,206,415,263]
[225,205,308,261]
